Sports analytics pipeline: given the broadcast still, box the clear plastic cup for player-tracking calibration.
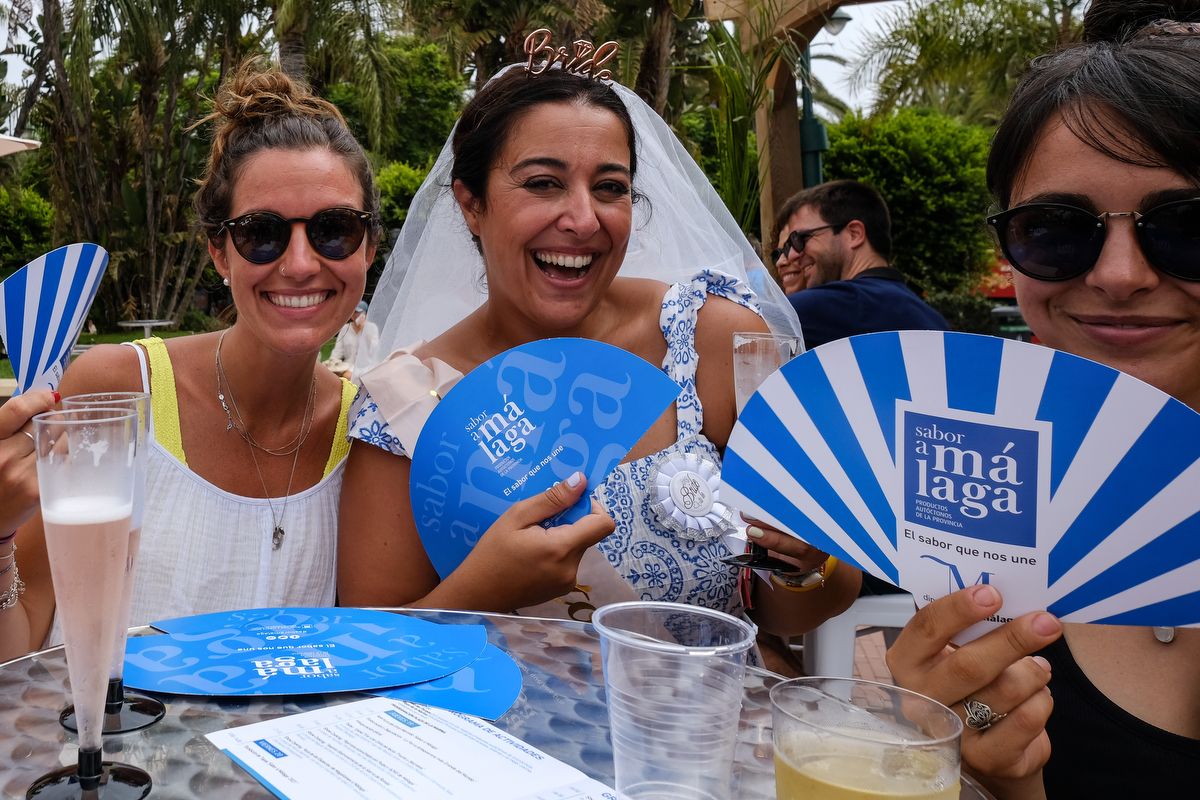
[731,331,802,412]
[771,677,962,800]
[592,601,757,800]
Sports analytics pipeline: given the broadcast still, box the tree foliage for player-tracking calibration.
[376,160,430,232]
[852,0,1085,126]
[0,1,447,327]
[695,20,778,238]
[280,0,406,151]
[825,108,993,298]
[397,0,579,82]
[20,0,241,326]
[0,184,53,279]
[678,0,845,241]
[325,37,464,167]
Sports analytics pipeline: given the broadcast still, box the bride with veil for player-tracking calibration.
[338,45,860,632]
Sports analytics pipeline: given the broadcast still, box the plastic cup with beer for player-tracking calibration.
[592,601,757,800]
[770,677,962,800]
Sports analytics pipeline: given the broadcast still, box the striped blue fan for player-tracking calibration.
[0,243,109,393]
[721,331,1200,631]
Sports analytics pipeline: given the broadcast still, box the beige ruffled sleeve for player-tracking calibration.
[349,341,464,457]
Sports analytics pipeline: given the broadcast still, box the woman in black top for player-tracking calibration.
[886,2,1200,798]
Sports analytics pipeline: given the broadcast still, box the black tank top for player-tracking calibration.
[1040,636,1200,797]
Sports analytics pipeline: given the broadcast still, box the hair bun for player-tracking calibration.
[210,59,345,128]
[1083,0,1200,43]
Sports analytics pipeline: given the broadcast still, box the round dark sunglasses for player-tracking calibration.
[218,207,373,265]
[986,197,1200,282]
[770,223,843,262]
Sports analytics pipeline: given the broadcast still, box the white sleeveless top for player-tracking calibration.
[46,338,354,643]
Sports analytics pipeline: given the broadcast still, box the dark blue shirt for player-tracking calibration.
[789,266,950,351]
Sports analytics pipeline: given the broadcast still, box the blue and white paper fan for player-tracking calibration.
[375,643,523,720]
[411,337,681,578]
[124,607,489,696]
[0,243,108,393]
[721,331,1200,641]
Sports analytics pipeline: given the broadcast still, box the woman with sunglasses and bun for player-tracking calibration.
[885,2,1200,797]
[0,60,605,661]
[0,61,381,659]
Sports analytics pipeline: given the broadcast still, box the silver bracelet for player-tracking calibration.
[0,561,24,611]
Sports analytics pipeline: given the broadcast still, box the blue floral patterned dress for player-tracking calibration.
[349,270,761,618]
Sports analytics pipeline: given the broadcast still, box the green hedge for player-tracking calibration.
[0,184,54,279]
[826,108,994,298]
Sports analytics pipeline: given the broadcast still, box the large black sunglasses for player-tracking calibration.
[770,223,843,262]
[986,198,1200,282]
[218,207,373,265]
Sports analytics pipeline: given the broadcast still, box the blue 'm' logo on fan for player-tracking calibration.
[903,411,1038,547]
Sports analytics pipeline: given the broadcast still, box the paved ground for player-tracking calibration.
[853,630,894,683]
[757,627,897,682]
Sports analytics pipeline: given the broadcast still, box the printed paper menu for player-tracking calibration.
[206,697,617,800]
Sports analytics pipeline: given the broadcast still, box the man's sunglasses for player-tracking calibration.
[986,198,1200,282]
[770,224,842,262]
[218,207,374,265]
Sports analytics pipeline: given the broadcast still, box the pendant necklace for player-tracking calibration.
[214,330,316,549]
[247,440,302,550]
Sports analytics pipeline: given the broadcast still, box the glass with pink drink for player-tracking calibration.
[30,407,151,798]
[59,392,165,735]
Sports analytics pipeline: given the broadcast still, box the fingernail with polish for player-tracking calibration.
[52,391,61,404]
[565,471,583,488]
[973,584,1000,606]
[1033,612,1061,636]
[746,526,765,539]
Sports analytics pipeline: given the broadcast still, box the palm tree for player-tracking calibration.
[270,1,405,151]
[397,0,581,82]
[852,0,1085,126]
[21,0,259,323]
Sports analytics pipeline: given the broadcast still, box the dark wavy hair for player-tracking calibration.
[450,68,638,206]
[773,180,893,261]
[987,0,1200,208]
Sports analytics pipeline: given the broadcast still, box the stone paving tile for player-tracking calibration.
[854,629,895,684]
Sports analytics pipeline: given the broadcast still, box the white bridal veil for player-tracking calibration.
[358,64,802,375]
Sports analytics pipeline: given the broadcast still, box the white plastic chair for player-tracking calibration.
[799,594,918,678]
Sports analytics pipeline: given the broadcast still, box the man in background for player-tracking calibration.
[774,180,948,350]
[776,180,949,596]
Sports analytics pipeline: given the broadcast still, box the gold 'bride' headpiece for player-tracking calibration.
[523,28,620,82]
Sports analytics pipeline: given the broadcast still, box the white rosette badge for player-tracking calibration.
[648,452,738,542]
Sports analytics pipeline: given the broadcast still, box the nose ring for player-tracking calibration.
[280,265,288,277]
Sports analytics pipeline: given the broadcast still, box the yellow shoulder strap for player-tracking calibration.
[137,337,187,465]
[323,378,357,477]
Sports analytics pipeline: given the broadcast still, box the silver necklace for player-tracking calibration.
[213,330,314,549]
[215,330,316,457]
[246,438,302,550]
